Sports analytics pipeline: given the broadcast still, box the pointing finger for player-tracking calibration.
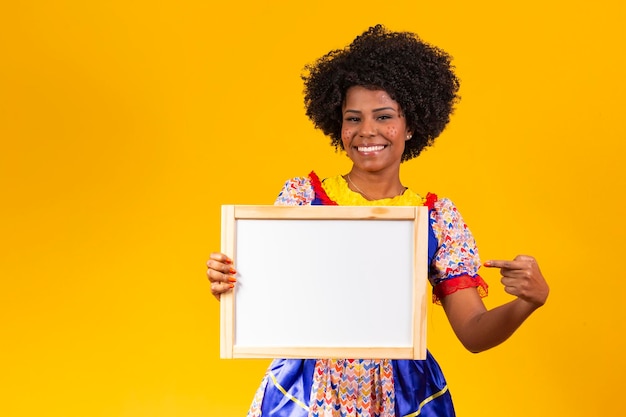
[484,255,536,270]
[483,259,516,269]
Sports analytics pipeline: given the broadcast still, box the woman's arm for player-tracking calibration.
[441,255,549,353]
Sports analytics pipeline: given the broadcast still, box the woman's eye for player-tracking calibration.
[346,117,360,122]
[378,115,392,120]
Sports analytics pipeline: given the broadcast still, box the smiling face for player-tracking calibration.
[341,86,411,175]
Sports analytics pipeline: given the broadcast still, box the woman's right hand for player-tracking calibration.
[206,252,237,301]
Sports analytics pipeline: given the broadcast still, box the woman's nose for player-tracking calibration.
[358,118,377,136]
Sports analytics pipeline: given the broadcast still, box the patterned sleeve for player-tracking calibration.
[429,198,488,303]
[274,176,315,206]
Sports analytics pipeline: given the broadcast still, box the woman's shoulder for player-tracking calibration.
[280,175,313,188]
[428,195,469,221]
[275,174,315,206]
[427,195,476,244]
[430,195,458,211]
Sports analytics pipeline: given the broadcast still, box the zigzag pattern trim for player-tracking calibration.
[309,359,395,417]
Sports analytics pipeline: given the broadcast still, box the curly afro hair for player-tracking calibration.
[302,24,460,161]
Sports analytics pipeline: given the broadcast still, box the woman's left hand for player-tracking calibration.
[483,255,549,308]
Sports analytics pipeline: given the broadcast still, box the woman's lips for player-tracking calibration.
[356,145,386,152]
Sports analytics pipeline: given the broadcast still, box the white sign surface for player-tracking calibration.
[220,205,429,359]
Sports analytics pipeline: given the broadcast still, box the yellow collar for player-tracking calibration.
[322,175,425,206]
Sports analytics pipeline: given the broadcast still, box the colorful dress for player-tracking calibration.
[247,172,488,417]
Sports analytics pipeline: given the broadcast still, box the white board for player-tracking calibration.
[220,205,429,359]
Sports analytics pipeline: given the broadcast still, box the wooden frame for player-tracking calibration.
[220,205,429,360]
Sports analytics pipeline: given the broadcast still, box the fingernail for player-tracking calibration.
[228,276,237,283]
[483,261,491,267]
[224,257,233,264]
[229,268,237,274]
[229,283,235,288]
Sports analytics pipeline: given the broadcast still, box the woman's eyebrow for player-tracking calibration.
[372,106,397,112]
[343,107,397,113]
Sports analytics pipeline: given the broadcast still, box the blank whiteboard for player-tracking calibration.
[220,205,429,360]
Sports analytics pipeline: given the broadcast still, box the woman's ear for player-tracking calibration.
[405,132,413,141]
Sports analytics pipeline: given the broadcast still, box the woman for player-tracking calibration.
[207,25,549,417]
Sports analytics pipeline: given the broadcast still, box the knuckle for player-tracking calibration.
[207,269,219,282]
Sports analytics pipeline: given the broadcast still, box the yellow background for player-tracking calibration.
[1,1,625,416]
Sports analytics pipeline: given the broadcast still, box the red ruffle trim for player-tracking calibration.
[308,171,338,205]
[432,274,489,305]
[424,192,438,209]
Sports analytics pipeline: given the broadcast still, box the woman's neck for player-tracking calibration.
[344,170,406,201]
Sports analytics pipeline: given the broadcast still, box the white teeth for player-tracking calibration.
[357,145,385,152]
